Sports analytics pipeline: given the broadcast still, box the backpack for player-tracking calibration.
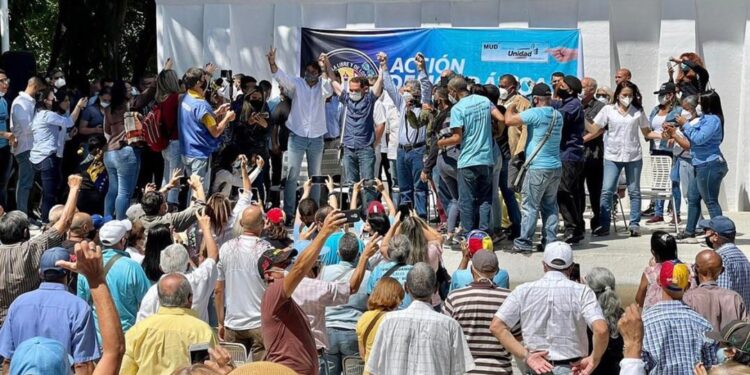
[123,111,146,148]
[141,103,170,152]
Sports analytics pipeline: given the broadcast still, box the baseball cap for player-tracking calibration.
[99,219,132,247]
[531,83,552,97]
[257,248,298,276]
[471,250,499,274]
[367,201,385,217]
[658,259,691,292]
[90,214,105,230]
[543,241,574,270]
[39,247,71,278]
[266,208,285,225]
[563,75,582,94]
[706,320,750,352]
[467,230,493,257]
[697,216,736,238]
[654,82,676,95]
[9,337,72,375]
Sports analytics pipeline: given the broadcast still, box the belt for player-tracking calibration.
[548,357,581,366]
[398,142,425,151]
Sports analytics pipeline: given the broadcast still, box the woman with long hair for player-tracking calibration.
[142,223,174,283]
[669,52,710,97]
[356,277,404,375]
[635,231,695,308]
[397,215,445,305]
[585,267,625,375]
[156,62,183,206]
[29,88,86,222]
[646,82,682,224]
[232,87,271,201]
[126,220,147,264]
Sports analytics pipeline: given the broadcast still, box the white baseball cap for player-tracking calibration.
[543,241,574,270]
[99,220,132,247]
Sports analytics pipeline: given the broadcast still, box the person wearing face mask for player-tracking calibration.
[668,52,710,98]
[594,86,612,104]
[0,70,12,210]
[232,88,272,201]
[579,77,606,232]
[327,53,385,207]
[550,72,565,99]
[75,135,108,215]
[50,72,66,93]
[267,47,333,223]
[552,75,586,244]
[496,74,526,240]
[586,81,663,237]
[644,82,682,224]
[77,86,110,146]
[154,59,183,208]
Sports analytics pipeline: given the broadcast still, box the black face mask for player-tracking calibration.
[199,79,207,91]
[86,230,97,240]
[705,236,713,249]
[556,88,572,99]
[249,100,263,112]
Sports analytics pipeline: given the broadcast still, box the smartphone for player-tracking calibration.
[311,175,327,184]
[189,343,210,364]
[363,179,376,188]
[341,209,362,224]
[398,203,412,219]
[256,112,270,119]
[220,69,232,79]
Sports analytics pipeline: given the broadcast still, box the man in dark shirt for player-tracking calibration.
[553,76,586,244]
[580,77,606,231]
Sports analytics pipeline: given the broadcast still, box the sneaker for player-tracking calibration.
[646,216,664,224]
[592,226,610,237]
[641,204,655,217]
[491,232,507,244]
[630,229,641,237]
[675,231,697,243]
[510,245,532,254]
[562,233,585,245]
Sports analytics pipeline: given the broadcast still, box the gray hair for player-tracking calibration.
[404,79,421,97]
[583,77,598,91]
[682,95,699,110]
[585,267,623,338]
[405,262,436,300]
[158,273,192,307]
[338,232,359,263]
[0,211,30,244]
[387,234,412,263]
[160,244,190,273]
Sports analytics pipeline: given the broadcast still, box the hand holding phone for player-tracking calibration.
[189,343,211,364]
[311,175,327,184]
[341,209,362,224]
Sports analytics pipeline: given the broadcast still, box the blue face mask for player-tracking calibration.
[717,347,727,363]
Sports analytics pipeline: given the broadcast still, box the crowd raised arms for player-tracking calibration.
[0,46,746,375]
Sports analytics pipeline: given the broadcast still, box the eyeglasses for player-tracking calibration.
[0,78,9,84]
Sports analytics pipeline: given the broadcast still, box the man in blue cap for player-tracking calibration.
[6,337,72,375]
[0,247,100,372]
[699,216,750,306]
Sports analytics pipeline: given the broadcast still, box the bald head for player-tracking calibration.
[695,249,724,282]
[157,273,192,308]
[69,212,93,236]
[240,205,264,234]
[615,69,632,85]
[48,205,65,225]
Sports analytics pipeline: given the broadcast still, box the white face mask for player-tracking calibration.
[131,87,139,97]
[54,78,66,89]
[0,92,5,98]
[658,95,669,106]
[619,96,632,108]
[448,93,457,104]
[402,92,413,104]
[232,159,242,171]
[498,87,509,101]
[596,96,608,104]
[696,104,703,116]
[100,101,110,109]
[349,91,363,101]
[680,109,693,120]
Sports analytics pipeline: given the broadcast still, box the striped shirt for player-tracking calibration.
[716,243,750,306]
[0,228,64,325]
[443,282,518,374]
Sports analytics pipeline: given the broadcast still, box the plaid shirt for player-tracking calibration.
[642,300,718,375]
[716,243,750,306]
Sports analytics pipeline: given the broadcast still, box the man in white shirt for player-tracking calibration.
[266,47,333,221]
[491,242,609,374]
[214,202,273,361]
[10,76,46,218]
[136,211,219,323]
[373,92,400,195]
[367,263,475,375]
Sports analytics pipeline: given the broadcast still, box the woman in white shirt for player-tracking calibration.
[587,81,662,237]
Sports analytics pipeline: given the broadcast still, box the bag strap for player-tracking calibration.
[521,108,559,169]
[362,311,386,357]
[103,254,123,276]
[382,263,405,279]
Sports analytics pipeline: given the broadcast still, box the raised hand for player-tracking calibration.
[320,210,347,237]
[196,209,211,230]
[377,52,388,69]
[164,57,174,71]
[57,241,105,284]
[267,46,277,65]
[68,174,83,189]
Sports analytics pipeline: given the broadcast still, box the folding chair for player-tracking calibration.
[342,355,365,375]
[219,342,249,365]
[641,155,679,233]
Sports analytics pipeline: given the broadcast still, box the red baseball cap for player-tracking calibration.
[659,260,690,292]
[367,201,385,216]
[266,208,285,225]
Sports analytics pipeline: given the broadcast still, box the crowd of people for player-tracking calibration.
[0,45,746,375]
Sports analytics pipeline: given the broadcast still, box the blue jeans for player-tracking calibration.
[396,146,427,217]
[499,155,522,237]
[32,155,61,223]
[490,144,504,234]
[599,159,643,231]
[284,133,324,218]
[458,165,494,233]
[437,155,460,233]
[181,155,211,195]
[161,140,183,204]
[14,150,34,215]
[526,365,572,375]
[0,146,12,208]
[323,327,358,375]
[673,157,694,217]
[343,146,376,205]
[686,159,728,234]
[104,146,141,220]
[389,159,399,205]
[514,168,561,251]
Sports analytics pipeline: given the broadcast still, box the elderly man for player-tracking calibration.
[137,174,206,232]
[579,77,606,231]
[683,249,746,331]
[0,174,80,325]
[491,242,609,374]
[699,216,750,305]
[62,212,95,251]
[367,263,474,374]
[137,211,219,323]
[122,273,217,375]
[444,251,518,374]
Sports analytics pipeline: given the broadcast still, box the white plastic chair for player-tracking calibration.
[641,155,679,233]
[219,342,248,365]
[342,355,365,375]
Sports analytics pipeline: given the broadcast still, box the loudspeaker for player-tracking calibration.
[0,51,37,104]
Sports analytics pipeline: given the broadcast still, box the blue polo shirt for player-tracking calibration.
[77,249,150,342]
[552,97,585,162]
[450,94,495,169]
[0,282,100,363]
[341,90,378,149]
[179,92,220,159]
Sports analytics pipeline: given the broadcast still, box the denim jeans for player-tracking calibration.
[343,146,376,205]
[499,155,522,237]
[104,146,141,220]
[0,146,12,208]
[686,159,728,234]
[396,146,428,217]
[14,150,34,215]
[490,144,504,234]
[389,159,399,205]
[181,155,211,195]
[437,155,460,233]
[525,365,573,375]
[284,133,324,218]
[161,140,183,204]
[322,327,359,375]
[458,165,494,233]
[32,155,61,223]
[674,157,694,216]
[514,168,562,251]
[599,159,643,231]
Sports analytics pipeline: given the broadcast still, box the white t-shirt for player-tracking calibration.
[136,258,218,323]
[593,104,650,162]
[126,247,144,264]
[374,95,400,160]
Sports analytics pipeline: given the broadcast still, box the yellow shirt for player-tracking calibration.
[187,89,217,129]
[355,310,387,374]
[121,307,218,375]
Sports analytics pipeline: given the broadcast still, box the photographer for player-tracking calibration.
[231,88,271,202]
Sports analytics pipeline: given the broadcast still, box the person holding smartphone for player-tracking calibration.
[232,88,272,202]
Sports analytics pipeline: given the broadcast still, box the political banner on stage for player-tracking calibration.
[300,28,582,96]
